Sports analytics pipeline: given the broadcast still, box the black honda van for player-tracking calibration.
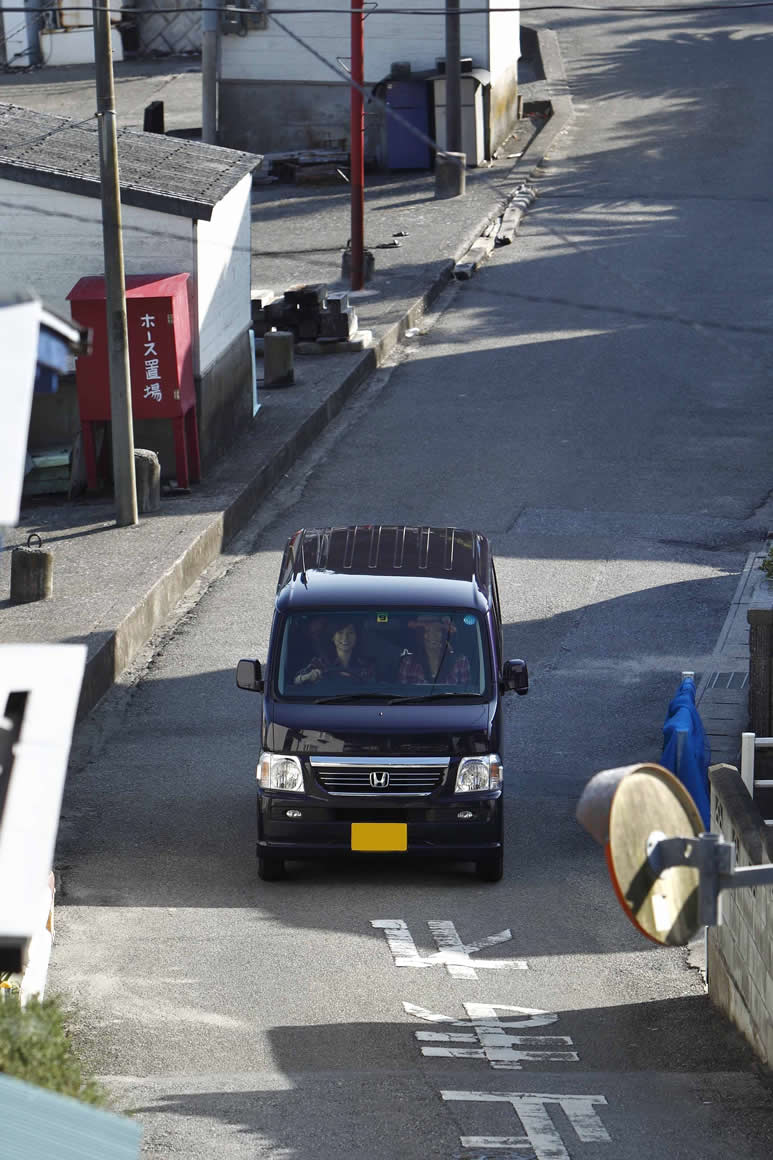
[236,525,527,882]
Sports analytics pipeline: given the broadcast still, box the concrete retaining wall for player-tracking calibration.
[708,763,773,1067]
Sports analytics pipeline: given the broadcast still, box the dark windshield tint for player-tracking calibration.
[275,609,490,700]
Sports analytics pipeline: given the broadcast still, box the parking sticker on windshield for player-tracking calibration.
[376,613,389,622]
[464,615,476,625]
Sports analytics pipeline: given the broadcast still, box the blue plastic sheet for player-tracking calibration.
[661,676,711,828]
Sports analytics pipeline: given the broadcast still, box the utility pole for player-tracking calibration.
[445,0,462,154]
[202,0,219,144]
[349,0,365,291]
[92,0,137,526]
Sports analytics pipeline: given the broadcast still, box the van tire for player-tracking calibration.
[258,854,286,882]
[476,851,503,882]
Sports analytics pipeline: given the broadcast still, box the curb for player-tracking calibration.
[75,26,574,723]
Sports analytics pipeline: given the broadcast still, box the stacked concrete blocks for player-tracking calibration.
[251,283,371,354]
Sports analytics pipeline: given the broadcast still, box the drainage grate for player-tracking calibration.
[705,671,748,691]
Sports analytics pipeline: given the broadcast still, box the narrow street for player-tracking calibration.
[50,3,773,1156]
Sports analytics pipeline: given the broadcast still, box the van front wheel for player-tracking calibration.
[258,854,286,882]
[476,850,503,883]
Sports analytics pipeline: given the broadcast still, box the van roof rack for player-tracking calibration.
[277,525,490,593]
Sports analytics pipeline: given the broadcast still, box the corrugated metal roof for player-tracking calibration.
[0,103,261,220]
[0,1073,142,1159]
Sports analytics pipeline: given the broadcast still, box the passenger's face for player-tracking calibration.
[333,624,357,651]
[423,622,447,649]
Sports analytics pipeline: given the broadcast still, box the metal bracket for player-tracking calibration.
[648,831,773,928]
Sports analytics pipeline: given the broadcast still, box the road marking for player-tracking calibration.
[371,919,528,979]
[405,1002,578,1070]
[443,1091,610,1159]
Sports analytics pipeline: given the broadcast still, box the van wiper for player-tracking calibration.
[312,693,392,704]
[386,692,469,704]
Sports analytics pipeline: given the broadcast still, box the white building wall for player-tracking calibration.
[488,3,520,84]
[0,0,34,67]
[39,26,124,67]
[221,0,489,83]
[193,172,252,377]
[0,179,194,324]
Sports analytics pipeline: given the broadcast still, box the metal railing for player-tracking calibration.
[739,732,773,826]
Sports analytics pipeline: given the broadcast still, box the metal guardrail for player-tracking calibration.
[740,732,773,826]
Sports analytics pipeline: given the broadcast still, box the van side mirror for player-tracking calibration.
[236,658,264,693]
[501,658,528,695]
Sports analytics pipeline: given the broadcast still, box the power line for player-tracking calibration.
[2,2,773,13]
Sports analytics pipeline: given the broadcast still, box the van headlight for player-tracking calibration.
[455,755,502,793]
[258,753,304,792]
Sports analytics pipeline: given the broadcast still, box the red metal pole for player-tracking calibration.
[350,0,365,291]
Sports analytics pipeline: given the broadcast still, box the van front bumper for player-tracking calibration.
[256,792,503,859]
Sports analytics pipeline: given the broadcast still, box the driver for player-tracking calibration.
[293,618,376,685]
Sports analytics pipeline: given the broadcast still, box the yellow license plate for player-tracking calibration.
[351,822,407,852]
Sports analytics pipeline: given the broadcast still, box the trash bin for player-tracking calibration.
[384,78,432,169]
[432,68,490,167]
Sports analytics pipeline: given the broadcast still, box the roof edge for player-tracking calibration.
[0,161,224,221]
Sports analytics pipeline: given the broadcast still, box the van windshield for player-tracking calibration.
[275,609,491,700]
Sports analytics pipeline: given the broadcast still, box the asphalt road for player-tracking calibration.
[51,4,773,1157]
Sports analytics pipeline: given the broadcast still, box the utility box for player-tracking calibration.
[385,79,432,169]
[432,69,490,167]
[67,273,201,489]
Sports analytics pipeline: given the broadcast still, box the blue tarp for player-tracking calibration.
[661,676,711,828]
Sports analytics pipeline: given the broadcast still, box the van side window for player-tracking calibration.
[491,562,504,667]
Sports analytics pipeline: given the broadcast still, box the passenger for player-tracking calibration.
[398,615,471,685]
[294,619,376,685]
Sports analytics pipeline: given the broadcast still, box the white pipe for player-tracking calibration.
[740,733,756,795]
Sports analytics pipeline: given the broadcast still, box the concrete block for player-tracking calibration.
[319,305,357,340]
[325,291,350,316]
[748,976,768,1042]
[747,937,767,1000]
[341,248,375,284]
[298,315,321,341]
[263,330,295,387]
[752,891,767,946]
[764,969,773,1019]
[10,541,53,603]
[345,330,372,351]
[435,151,466,199]
[453,261,476,280]
[134,448,161,514]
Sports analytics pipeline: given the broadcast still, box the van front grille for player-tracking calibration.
[310,757,449,797]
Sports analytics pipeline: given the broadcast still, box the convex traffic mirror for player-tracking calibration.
[576,763,704,946]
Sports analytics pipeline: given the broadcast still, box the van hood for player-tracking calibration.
[264,700,495,757]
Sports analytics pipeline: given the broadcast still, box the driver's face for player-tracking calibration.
[333,624,357,650]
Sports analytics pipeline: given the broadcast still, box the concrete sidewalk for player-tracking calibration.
[0,36,574,720]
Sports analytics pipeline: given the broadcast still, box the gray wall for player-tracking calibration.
[708,764,773,1067]
[219,75,518,163]
[219,79,351,155]
[195,325,254,474]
